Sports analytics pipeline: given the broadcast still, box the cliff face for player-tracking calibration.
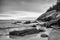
[36,0,60,22]
[36,0,60,28]
[36,10,57,22]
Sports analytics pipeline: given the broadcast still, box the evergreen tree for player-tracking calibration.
[46,1,60,12]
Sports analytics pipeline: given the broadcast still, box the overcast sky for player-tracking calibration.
[0,0,57,20]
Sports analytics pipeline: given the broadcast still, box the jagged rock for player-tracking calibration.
[36,10,57,22]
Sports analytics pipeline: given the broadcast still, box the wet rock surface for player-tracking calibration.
[41,34,48,38]
[9,28,45,37]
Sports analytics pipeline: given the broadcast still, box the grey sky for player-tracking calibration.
[1,0,57,13]
[0,0,57,20]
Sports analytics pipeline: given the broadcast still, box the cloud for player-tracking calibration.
[0,11,42,20]
[1,0,57,13]
[0,0,57,20]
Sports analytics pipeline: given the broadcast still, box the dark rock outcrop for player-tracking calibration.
[23,21,31,24]
[9,28,45,36]
[12,21,21,24]
[31,25,36,27]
